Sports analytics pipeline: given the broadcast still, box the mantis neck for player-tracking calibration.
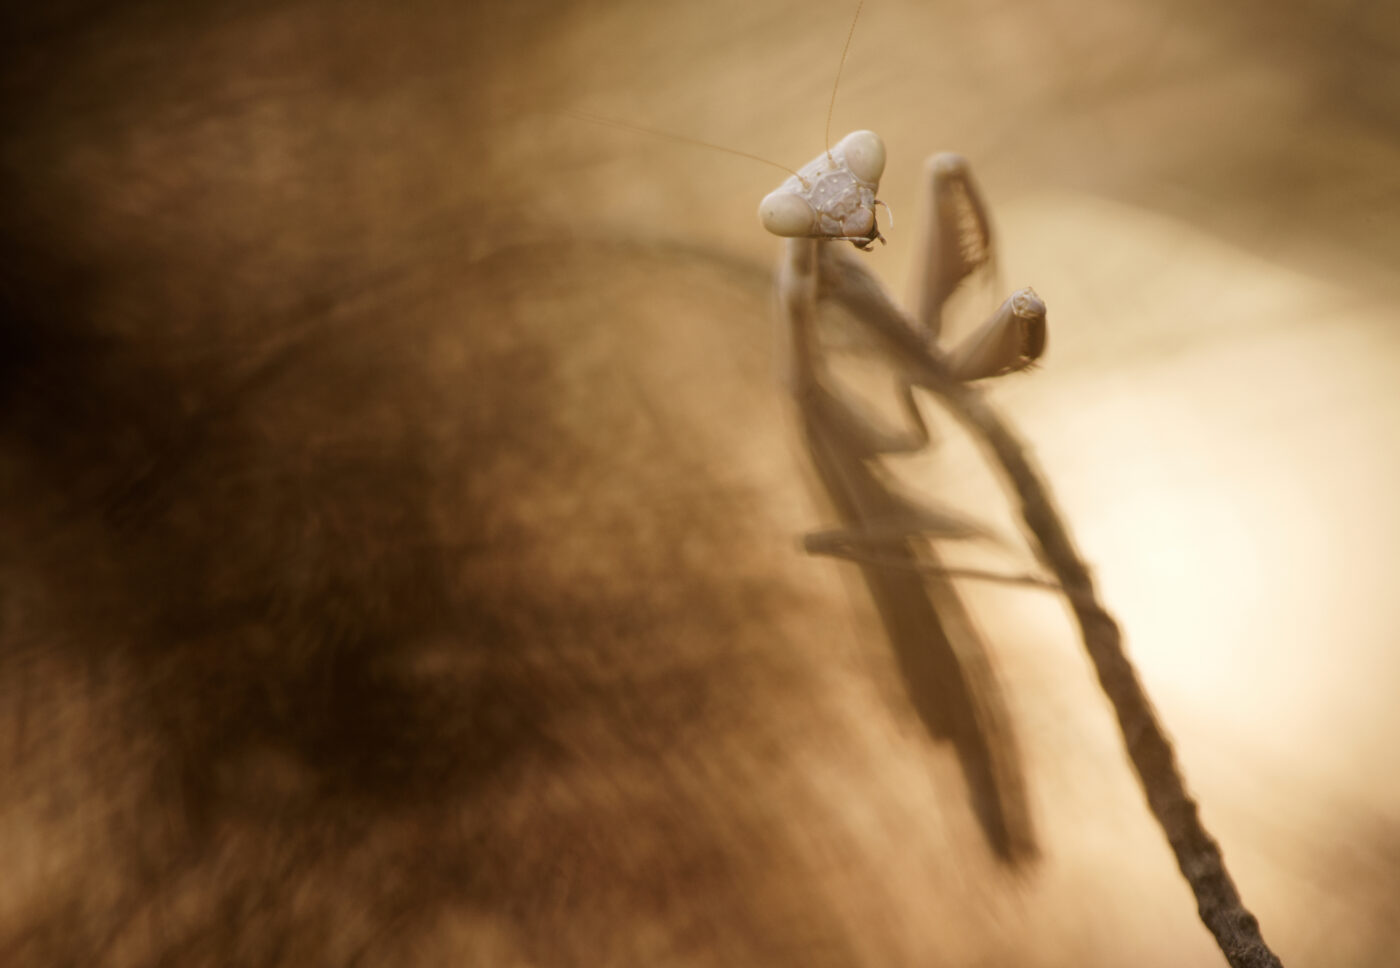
[777,237,822,397]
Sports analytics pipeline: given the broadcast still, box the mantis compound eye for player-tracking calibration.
[836,129,885,184]
[758,191,818,238]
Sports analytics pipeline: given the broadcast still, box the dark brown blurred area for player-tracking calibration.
[2,1,1397,965]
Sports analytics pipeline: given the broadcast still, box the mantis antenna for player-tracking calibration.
[556,109,804,182]
[826,0,865,165]
[561,0,885,246]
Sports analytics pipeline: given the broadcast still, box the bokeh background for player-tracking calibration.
[2,0,1397,964]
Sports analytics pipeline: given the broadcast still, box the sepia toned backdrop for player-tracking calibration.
[2,0,1397,964]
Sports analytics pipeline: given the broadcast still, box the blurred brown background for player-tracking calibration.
[1,0,1397,964]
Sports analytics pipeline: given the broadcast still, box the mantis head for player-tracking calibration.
[758,130,887,249]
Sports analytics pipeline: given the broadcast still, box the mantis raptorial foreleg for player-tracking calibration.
[912,153,997,340]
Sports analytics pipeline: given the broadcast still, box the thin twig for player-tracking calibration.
[819,249,1284,968]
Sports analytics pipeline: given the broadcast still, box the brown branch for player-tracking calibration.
[821,249,1285,968]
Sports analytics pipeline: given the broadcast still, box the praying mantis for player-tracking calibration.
[759,125,1283,967]
[755,120,1284,968]
[762,125,1049,863]
[571,4,1284,964]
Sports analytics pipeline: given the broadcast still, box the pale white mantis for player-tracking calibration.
[569,3,1284,963]
[755,71,1286,968]
[730,0,1052,863]
[759,116,1051,866]
[762,125,1283,967]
